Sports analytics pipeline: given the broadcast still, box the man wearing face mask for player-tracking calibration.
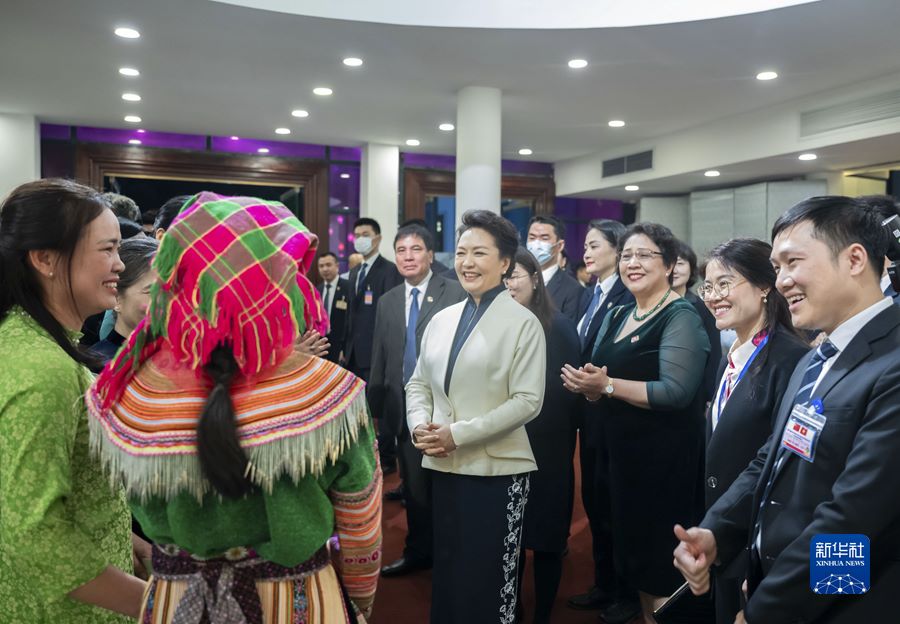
[345,217,403,469]
[527,215,584,322]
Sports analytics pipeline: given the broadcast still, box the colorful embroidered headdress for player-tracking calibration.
[95,192,328,409]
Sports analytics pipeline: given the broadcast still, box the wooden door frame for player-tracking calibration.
[74,143,330,256]
[403,167,555,222]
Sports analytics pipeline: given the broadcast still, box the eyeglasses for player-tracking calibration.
[698,279,746,301]
[618,249,663,264]
[503,272,530,286]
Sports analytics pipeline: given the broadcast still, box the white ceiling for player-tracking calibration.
[2,0,900,171]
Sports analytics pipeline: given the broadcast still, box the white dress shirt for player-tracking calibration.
[404,271,432,325]
[321,276,339,318]
[711,335,759,430]
[577,273,619,334]
[541,264,559,286]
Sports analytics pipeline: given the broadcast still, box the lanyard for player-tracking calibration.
[716,334,770,420]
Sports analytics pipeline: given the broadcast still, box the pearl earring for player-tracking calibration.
[48,271,54,278]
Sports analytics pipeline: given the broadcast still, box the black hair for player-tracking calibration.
[676,240,700,288]
[587,219,627,248]
[117,236,159,293]
[772,196,889,277]
[400,218,428,228]
[153,195,192,233]
[318,251,338,262]
[618,222,679,285]
[102,192,141,222]
[196,344,253,499]
[353,217,381,235]
[512,247,555,334]
[858,195,900,221]
[457,210,520,279]
[395,223,435,251]
[574,260,587,271]
[117,217,144,240]
[0,178,107,367]
[528,214,565,240]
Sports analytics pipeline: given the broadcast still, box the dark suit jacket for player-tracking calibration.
[576,276,635,444]
[368,274,466,434]
[546,268,584,323]
[702,303,900,623]
[317,278,349,363]
[344,255,402,371]
[704,327,809,579]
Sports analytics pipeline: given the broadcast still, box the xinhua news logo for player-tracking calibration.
[809,534,869,595]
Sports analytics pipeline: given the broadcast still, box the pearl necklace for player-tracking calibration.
[632,288,672,321]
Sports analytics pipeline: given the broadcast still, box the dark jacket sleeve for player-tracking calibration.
[646,305,711,410]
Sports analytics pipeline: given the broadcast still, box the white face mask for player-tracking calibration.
[354,236,374,255]
[527,240,555,266]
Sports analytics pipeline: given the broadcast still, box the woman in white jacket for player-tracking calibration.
[407,209,547,624]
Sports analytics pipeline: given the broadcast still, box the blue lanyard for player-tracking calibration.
[717,334,770,418]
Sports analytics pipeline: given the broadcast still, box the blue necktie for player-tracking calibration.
[753,339,838,545]
[579,284,603,347]
[355,263,368,296]
[403,287,420,385]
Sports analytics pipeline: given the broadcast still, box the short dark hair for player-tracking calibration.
[858,195,900,221]
[117,217,144,240]
[395,223,434,251]
[676,240,700,288]
[513,247,555,334]
[353,217,381,235]
[528,214,565,241]
[118,236,159,293]
[102,192,141,222]
[619,222,679,284]
[457,210,519,279]
[318,251,338,262]
[587,219,627,248]
[153,194,192,232]
[772,196,889,277]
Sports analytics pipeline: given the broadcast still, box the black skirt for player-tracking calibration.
[430,471,531,624]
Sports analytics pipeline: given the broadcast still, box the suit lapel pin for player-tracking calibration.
[631,335,640,343]
[607,302,612,308]
[426,296,434,302]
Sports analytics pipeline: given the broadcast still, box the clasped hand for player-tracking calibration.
[560,363,609,401]
[413,423,457,458]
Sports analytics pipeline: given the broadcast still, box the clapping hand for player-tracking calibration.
[560,363,609,401]
[673,524,717,595]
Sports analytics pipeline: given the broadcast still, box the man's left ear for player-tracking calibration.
[845,243,870,277]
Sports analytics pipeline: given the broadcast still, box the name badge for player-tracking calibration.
[364,289,374,305]
[335,300,347,310]
[780,401,826,462]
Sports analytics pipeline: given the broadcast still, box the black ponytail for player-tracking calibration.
[196,344,253,498]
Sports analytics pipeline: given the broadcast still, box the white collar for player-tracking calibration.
[361,251,381,268]
[325,276,339,289]
[542,264,560,284]
[405,271,433,298]
[597,273,618,295]
[826,296,893,354]
[881,273,892,294]
[726,333,761,373]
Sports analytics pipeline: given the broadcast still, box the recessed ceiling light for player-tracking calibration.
[313,87,333,96]
[439,123,455,132]
[625,185,640,191]
[608,120,626,128]
[114,27,140,39]
[291,109,309,118]
[518,148,533,156]
[128,139,141,145]
[343,206,350,211]
[343,57,363,67]
[756,71,778,81]
[118,67,140,77]
[257,147,270,153]
[568,59,588,69]
[704,170,721,177]
[275,127,291,135]
[340,173,351,179]
[230,136,239,140]
[124,115,142,123]
[406,139,421,146]
[798,153,817,161]
[136,129,146,134]
[121,92,141,102]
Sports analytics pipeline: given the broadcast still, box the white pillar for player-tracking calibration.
[0,113,40,200]
[455,86,501,228]
[360,143,400,262]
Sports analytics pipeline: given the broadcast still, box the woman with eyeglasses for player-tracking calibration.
[505,247,580,624]
[562,222,709,623]
[690,238,808,624]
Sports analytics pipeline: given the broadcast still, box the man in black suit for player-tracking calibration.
[345,217,403,469]
[675,196,900,623]
[567,219,639,624]
[527,215,584,322]
[316,252,349,363]
[369,223,466,577]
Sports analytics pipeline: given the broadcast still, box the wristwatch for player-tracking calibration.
[604,380,615,398]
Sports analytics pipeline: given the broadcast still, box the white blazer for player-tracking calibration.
[406,290,546,476]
